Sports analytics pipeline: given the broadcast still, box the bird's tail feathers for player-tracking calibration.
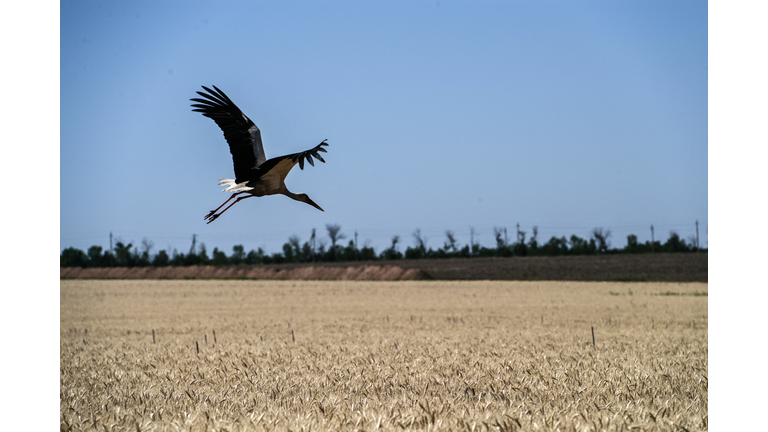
[218,178,253,193]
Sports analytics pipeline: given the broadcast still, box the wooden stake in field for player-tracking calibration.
[213,330,217,344]
[152,329,155,344]
[196,341,199,355]
[591,326,596,349]
[291,329,295,343]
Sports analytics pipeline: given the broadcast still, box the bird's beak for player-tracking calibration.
[304,196,324,212]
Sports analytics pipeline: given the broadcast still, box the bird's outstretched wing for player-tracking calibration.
[191,85,267,182]
[253,140,329,182]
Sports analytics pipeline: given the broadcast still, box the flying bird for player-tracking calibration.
[191,85,328,224]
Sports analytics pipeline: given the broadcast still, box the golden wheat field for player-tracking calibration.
[60,280,707,431]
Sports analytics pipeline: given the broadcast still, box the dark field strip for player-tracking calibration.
[61,253,706,282]
[394,253,707,282]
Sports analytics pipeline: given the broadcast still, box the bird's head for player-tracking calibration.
[297,193,324,212]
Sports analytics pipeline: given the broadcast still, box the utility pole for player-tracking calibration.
[516,223,520,244]
[469,226,480,256]
[650,225,654,253]
[470,227,475,257]
[355,231,359,260]
[109,231,114,267]
[189,234,197,256]
[696,220,700,251]
[310,228,316,262]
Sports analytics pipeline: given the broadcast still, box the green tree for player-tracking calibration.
[663,232,691,252]
[592,228,611,254]
[316,241,327,261]
[411,229,428,258]
[359,242,377,260]
[342,240,358,261]
[135,247,151,267]
[141,238,154,263]
[61,247,88,267]
[569,235,593,255]
[152,250,170,267]
[476,245,497,257]
[404,246,423,259]
[198,244,210,265]
[528,226,539,255]
[114,241,135,267]
[625,234,640,253]
[380,236,402,260]
[541,236,569,256]
[183,250,201,266]
[512,228,526,256]
[269,252,285,264]
[300,242,314,262]
[170,249,186,266]
[326,224,346,261]
[287,235,302,262]
[87,245,105,267]
[230,245,245,264]
[443,230,458,255]
[282,242,296,262]
[246,248,265,264]
[493,227,506,251]
[211,247,229,265]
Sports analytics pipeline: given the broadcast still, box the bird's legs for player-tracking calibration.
[205,194,254,224]
[205,192,245,221]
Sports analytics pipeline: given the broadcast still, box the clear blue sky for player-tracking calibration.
[60,1,708,257]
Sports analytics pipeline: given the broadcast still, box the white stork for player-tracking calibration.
[191,85,328,224]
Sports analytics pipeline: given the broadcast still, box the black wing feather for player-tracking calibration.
[311,150,325,163]
[253,140,329,180]
[288,140,329,170]
[191,86,266,182]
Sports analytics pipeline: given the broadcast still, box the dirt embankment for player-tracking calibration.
[60,264,430,281]
[60,253,706,282]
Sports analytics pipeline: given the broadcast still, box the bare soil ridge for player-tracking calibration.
[61,253,706,281]
[60,264,429,281]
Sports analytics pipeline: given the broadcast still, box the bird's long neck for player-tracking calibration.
[279,184,323,211]
[279,184,301,201]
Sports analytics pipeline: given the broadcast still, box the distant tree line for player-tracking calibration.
[61,224,704,268]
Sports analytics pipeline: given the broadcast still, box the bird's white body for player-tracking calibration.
[219,178,253,193]
[219,154,303,196]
